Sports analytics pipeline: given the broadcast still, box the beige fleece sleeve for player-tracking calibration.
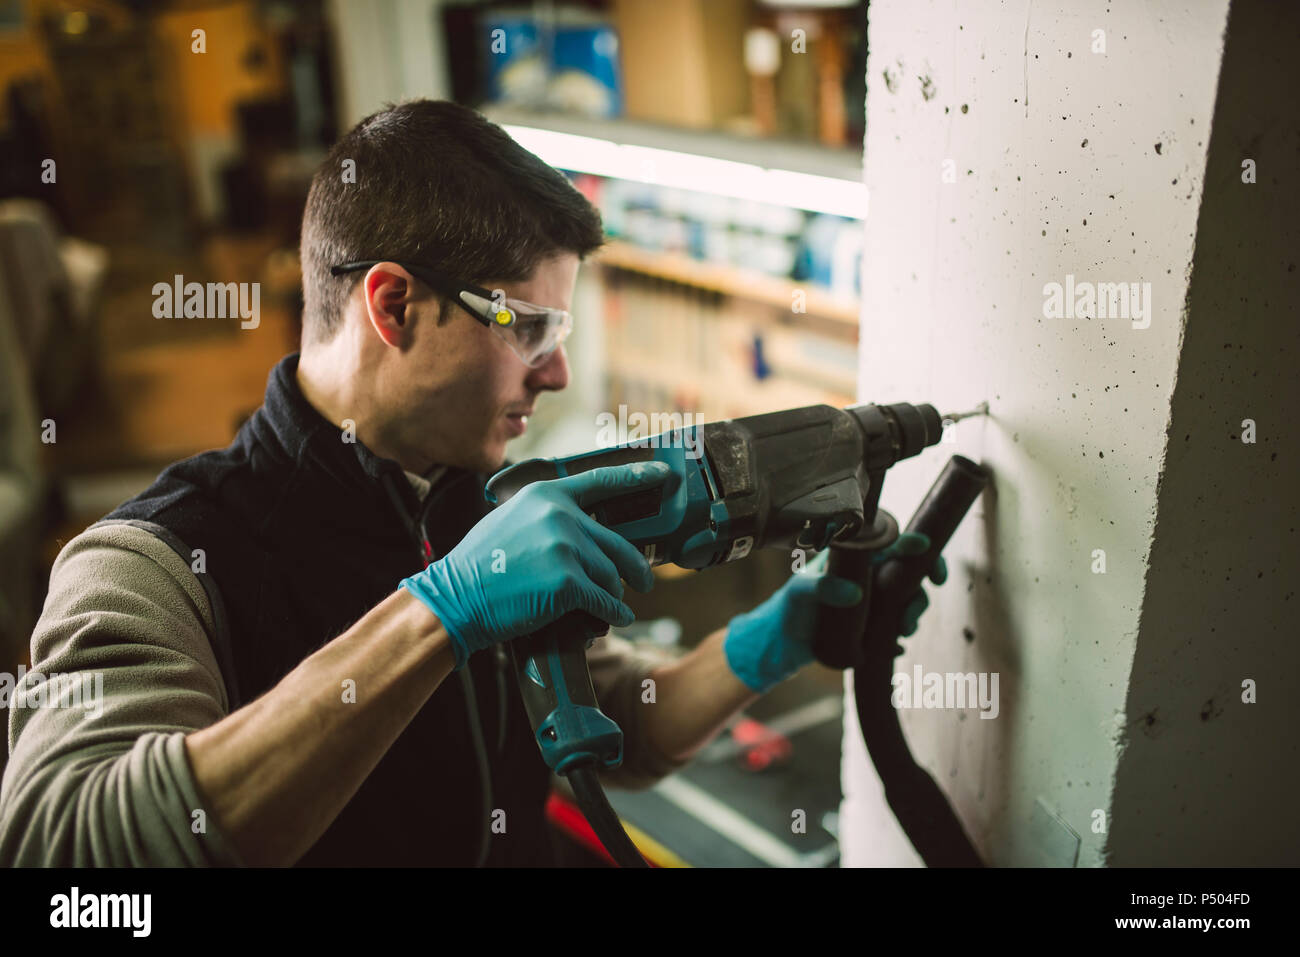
[0,522,244,866]
[586,632,690,790]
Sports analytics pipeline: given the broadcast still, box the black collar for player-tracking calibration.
[247,353,487,521]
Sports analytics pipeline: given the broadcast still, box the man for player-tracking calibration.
[0,100,944,866]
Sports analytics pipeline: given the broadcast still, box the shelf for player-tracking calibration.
[594,240,861,331]
[604,355,855,422]
[482,105,865,183]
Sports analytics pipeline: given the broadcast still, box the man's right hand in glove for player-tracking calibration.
[187,460,669,865]
[400,460,670,669]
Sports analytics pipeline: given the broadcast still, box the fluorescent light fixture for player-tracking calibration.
[502,124,868,220]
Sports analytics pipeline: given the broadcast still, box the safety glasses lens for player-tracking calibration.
[457,290,571,366]
[497,303,571,366]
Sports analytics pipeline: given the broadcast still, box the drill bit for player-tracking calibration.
[940,401,990,424]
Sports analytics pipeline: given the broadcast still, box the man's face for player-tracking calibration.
[381,252,577,475]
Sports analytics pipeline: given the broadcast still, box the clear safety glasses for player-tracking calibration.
[329,260,573,367]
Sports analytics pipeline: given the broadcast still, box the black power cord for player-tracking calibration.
[381,467,494,867]
[826,455,990,867]
[566,765,649,868]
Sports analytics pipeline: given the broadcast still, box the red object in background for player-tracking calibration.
[730,717,793,772]
[572,173,603,206]
[545,792,659,868]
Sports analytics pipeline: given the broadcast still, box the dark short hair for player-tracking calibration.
[300,99,606,344]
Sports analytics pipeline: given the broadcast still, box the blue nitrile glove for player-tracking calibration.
[401,461,669,670]
[723,532,948,694]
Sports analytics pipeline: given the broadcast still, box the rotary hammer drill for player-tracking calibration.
[486,400,990,866]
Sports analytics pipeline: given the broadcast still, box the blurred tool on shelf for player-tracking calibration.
[447,0,867,147]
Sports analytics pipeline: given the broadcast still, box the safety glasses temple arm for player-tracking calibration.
[328,260,499,328]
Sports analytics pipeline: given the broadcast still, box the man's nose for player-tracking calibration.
[526,343,569,391]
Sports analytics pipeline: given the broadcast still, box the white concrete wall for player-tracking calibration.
[1107,0,1300,865]
[844,0,1231,866]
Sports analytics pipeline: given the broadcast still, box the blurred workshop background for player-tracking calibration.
[0,0,867,866]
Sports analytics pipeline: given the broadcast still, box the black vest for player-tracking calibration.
[103,354,555,866]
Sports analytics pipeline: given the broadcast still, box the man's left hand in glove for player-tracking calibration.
[722,532,949,695]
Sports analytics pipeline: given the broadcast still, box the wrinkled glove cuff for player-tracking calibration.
[723,611,804,695]
[400,574,470,671]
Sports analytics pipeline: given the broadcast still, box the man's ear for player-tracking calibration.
[362,263,414,348]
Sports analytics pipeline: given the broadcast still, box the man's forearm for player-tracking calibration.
[642,627,759,764]
[185,588,453,866]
